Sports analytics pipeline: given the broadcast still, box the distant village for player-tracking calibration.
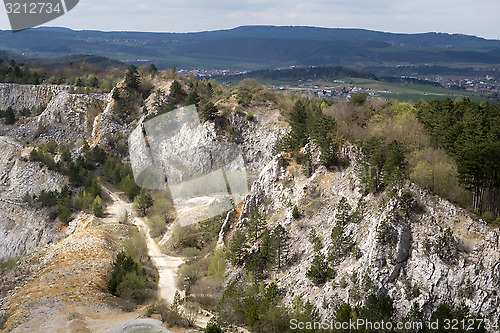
[177,68,500,100]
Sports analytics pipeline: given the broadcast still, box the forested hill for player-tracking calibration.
[1,26,500,69]
[0,49,123,68]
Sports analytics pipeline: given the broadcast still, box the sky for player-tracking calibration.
[1,0,499,39]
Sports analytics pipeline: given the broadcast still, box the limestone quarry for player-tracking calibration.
[0,79,499,332]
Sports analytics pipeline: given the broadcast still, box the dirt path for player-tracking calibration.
[101,187,226,331]
[102,186,184,305]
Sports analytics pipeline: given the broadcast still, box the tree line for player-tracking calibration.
[416,98,500,217]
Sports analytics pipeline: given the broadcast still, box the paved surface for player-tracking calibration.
[107,318,173,333]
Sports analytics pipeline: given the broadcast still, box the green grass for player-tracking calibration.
[349,78,486,101]
[0,256,20,274]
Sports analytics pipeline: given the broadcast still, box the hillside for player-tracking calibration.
[1,26,500,69]
[0,66,499,332]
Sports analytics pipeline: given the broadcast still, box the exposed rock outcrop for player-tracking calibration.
[0,83,68,111]
[0,83,109,143]
[0,137,68,260]
[225,144,500,323]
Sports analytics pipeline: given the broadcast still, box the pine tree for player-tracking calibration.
[302,153,313,177]
[244,209,267,242]
[4,107,15,125]
[288,99,309,149]
[125,65,140,89]
[336,197,351,226]
[308,229,323,252]
[184,90,200,106]
[228,230,248,265]
[112,88,120,100]
[58,195,73,224]
[202,102,218,121]
[292,205,300,219]
[147,63,158,75]
[306,252,334,285]
[170,80,185,102]
[400,192,415,219]
[133,191,153,216]
[272,225,290,269]
[92,195,105,217]
[320,137,341,168]
[260,229,276,268]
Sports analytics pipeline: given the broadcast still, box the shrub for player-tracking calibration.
[92,195,105,217]
[306,253,334,285]
[245,112,255,121]
[133,191,153,216]
[301,153,313,177]
[350,93,367,105]
[107,251,151,303]
[205,321,223,333]
[292,205,300,219]
[202,102,218,121]
[400,191,416,218]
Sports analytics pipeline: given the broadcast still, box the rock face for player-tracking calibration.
[0,137,68,260]
[0,83,69,111]
[225,144,500,323]
[0,83,109,143]
[36,92,108,142]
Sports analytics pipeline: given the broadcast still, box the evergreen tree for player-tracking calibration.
[308,229,323,252]
[112,88,120,100]
[244,209,267,242]
[125,65,140,89]
[260,229,276,268]
[133,191,153,216]
[383,140,405,186]
[228,230,249,265]
[170,80,185,102]
[184,90,200,106]
[309,112,336,147]
[272,225,290,269]
[87,75,98,88]
[147,63,158,75]
[4,107,15,125]
[301,152,313,177]
[202,102,218,121]
[289,99,309,148]
[58,195,73,224]
[319,137,341,169]
[335,197,352,226]
[92,195,105,217]
[400,192,416,219]
[306,252,334,285]
[330,200,354,262]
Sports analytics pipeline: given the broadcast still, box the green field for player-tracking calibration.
[348,78,487,102]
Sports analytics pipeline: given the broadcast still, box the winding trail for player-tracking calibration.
[102,186,184,305]
[101,186,226,331]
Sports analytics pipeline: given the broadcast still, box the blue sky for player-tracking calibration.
[1,0,499,39]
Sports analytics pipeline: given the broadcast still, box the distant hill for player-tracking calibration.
[0,49,123,68]
[1,26,500,69]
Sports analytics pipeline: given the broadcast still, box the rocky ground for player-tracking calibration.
[221,144,500,323]
[2,79,499,331]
